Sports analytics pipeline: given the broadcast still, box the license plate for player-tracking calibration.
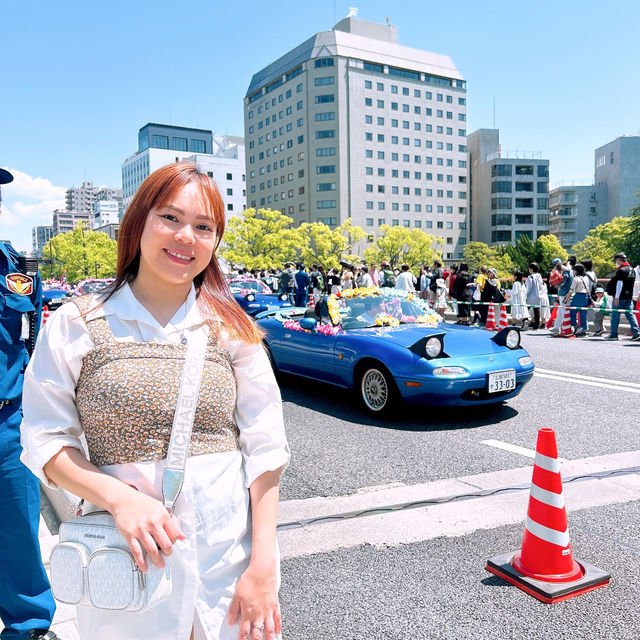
[487,369,516,393]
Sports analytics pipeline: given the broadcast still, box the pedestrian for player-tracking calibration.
[369,263,380,287]
[508,270,529,328]
[452,262,471,324]
[310,264,324,307]
[20,163,290,640]
[551,258,573,334]
[480,268,500,326]
[525,262,544,330]
[360,265,374,288]
[327,267,341,295]
[605,252,640,341]
[294,263,310,307]
[566,263,590,336]
[591,287,611,336]
[0,167,60,640]
[428,260,444,301]
[419,266,431,300]
[433,277,449,319]
[341,267,354,290]
[279,262,295,305]
[379,261,396,288]
[395,264,416,291]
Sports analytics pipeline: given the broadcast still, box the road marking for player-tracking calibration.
[480,439,567,462]
[534,368,640,394]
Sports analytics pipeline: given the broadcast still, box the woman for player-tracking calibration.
[480,268,499,326]
[509,270,529,328]
[452,262,471,324]
[20,164,290,640]
[566,262,590,336]
[525,262,544,330]
[326,267,341,295]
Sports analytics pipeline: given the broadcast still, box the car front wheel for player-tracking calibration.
[359,366,396,415]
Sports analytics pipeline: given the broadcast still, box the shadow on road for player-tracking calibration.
[277,372,519,433]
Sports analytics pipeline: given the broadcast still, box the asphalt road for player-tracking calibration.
[278,329,640,501]
[276,327,640,639]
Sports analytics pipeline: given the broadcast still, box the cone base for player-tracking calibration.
[486,551,610,604]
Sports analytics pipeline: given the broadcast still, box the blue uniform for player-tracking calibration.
[0,241,55,639]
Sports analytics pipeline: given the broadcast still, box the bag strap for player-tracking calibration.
[161,332,207,512]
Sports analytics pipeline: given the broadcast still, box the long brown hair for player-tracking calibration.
[101,162,263,343]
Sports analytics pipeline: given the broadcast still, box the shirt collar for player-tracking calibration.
[95,282,204,330]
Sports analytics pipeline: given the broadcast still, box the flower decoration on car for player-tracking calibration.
[374,313,400,327]
[283,318,341,335]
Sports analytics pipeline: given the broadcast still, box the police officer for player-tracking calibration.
[0,168,60,640]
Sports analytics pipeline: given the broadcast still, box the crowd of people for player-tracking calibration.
[231,252,640,341]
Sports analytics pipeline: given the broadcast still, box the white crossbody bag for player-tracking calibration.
[49,335,207,612]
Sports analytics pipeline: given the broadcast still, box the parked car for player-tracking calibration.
[41,287,71,311]
[228,278,293,317]
[257,288,534,415]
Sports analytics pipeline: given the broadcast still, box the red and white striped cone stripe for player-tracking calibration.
[498,305,508,330]
[42,305,50,326]
[511,429,582,581]
[485,305,496,331]
[558,305,573,337]
[547,302,559,329]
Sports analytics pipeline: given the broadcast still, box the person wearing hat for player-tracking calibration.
[605,252,640,341]
[379,260,395,288]
[0,168,60,639]
[591,287,611,336]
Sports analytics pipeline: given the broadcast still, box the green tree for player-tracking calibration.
[462,241,514,278]
[298,218,366,269]
[363,225,442,270]
[623,196,640,265]
[533,234,568,275]
[502,234,537,272]
[220,208,303,269]
[571,235,614,277]
[43,224,117,282]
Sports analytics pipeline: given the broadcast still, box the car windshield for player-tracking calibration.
[335,293,434,329]
[228,279,271,294]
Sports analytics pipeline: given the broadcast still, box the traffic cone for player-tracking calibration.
[498,305,508,330]
[555,306,574,338]
[486,428,610,603]
[485,304,496,330]
[42,305,50,326]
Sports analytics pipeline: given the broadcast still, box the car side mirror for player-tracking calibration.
[299,317,317,331]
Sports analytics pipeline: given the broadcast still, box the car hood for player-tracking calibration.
[345,323,514,356]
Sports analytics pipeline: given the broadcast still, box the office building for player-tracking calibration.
[96,186,124,219]
[244,15,468,259]
[548,184,600,250]
[122,124,245,216]
[66,182,97,215]
[52,209,90,236]
[594,136,640,220]
[93,199,120,228]
[32,225,53,257]
[468,129,549,246]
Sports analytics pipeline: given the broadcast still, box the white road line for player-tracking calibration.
[534,372,640,394]
[535,368,640,390]
[481,439,567,462]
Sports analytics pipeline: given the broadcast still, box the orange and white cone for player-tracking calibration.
[547,301,559,329]
[485,304,496,331]
[555,306,574,338]
[42,305,50,326]
[486,428,610,603]
[498,305,508,330]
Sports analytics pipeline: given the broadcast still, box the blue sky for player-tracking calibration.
[2,0,639,251]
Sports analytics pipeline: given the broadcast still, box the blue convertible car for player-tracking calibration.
[257,288,535,415]
[228,278,293,317]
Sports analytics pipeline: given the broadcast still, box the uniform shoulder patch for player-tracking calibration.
[6,273,34,295]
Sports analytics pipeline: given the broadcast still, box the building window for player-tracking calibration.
[317,165,335,173]
[537,165,549,178]
[492,181,512,193]
[515,182,534,192]
[317,183,336,191]
[365,97,373,106]
[315,58,334,67]
[537,197,549,209]
[537,182,548,193]
[492,197,512,210]
[515,198,534,208]
[191,139,206,153]
[316,147,336,156]
[366,201,373,209]
[317,200,336,209]
[171,137,187,151]
[152,134,169,149]
[315,76,335,86]
[365,80,372,89]
[366,218,374,226]
[315,95,334,104]
[227,204,233,211]
[226,188,233,196]
[316,112,335,121]
[515,165,534,175]
[317,129,335,139]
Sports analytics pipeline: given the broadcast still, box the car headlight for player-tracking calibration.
[245,293,256,302]
[518,356,533,366]
[279,293,288,301]
[505,329,520,349]
[432,366,468,377]
[425,337,442,358]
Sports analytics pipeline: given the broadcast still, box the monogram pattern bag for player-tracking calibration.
[49,334,207,612]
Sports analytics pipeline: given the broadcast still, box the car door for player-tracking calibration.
[275,326,338,382]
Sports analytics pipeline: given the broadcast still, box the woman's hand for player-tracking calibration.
[228,563,281,640]
[110,487,185,572]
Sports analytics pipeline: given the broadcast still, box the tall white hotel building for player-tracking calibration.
[244,15,468,259]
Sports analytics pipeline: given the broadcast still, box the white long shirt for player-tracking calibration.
[20,283,290,640]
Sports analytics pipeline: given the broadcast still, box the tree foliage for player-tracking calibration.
[498,234,567,275]
[363,225,442,269]
[298,219,366,269]
[462,241,514,278]
[220,208,302,270]
[628,197,640,266]
[571,235,614,277]
[43,224,117,282]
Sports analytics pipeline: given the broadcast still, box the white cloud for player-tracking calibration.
[2,168,66,201]
[0,206,21,227]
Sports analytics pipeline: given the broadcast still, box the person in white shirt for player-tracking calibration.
[360,266,374,288]
[394,264,416,291]
[20,163,290,640]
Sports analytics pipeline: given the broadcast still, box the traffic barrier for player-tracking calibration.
[486,428,610,603]
[485,304,496,331]
[546,302,559,329]
[555,306,574,338]
[498,305,508,330]
[42,305,50,326]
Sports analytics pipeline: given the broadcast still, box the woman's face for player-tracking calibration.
[138,182,217,288]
